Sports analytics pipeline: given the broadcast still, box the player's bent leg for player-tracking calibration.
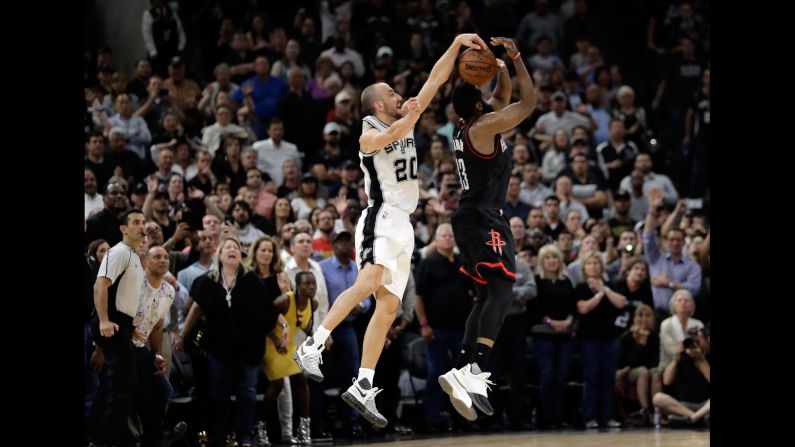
[294,263,384,382]
[341,285,397,429]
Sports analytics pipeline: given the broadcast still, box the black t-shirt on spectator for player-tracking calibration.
[86,158,116,193]
[278,90,318,156]
[415,251,473,331]
[190,270,278,366]
[574,282,623,340]
[85,209,122,247]
[608,216,635,242]
[557,166,609,218]
[665,57,706,109]
[597,141,640,193]
[611,278,654,334]
[187,175,213,197]
[310,147,347,179]
[670,353,710,403]
[107,149,144,185]
[277,183,297,199]
[618,330,660,369]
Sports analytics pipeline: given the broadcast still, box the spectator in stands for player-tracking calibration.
[554,175,590,224]
[263,271,317,444]
[612,85,648,151]
[284,231,330,336]
[615,303,661,426]
[85,181,129,247]
[605,231,639,281]
[520,162,553,208]
[198,63,239,120]
[532,244,577,429]
[212,135,247,195]
[108,94,152,160]
[253,118,301,187]
[311,209,336,260]
[311,122,348,186]
[659,290,704,371]
[504,174,532,222]
[596,119,640,193]
[559,153,607,218]
[542,195,564,241]
[142,0,186,77]
[529,35,564,76]
[653,326,710,428]
[643,190,701,317]
[516,0,563,55]
[566,234,600,285]
[231,200,264,250]
[490,251,536,430]
[127,59,152,102]
[307,57,338,101]
[134,75,180,135]
[85,167,104,219]
[575,251,626,429]
[177,236,279,447]
[319,231,370,437]
[541,128,569,183]
[271,39,312,82]
[201,106,252,156]
[414,224,473,432]
[85,132,115,192]
[292,174,327,221]
[163,57,201,113]
[231,55,288,140]
[222,32,256,86]
[533,91,592,149]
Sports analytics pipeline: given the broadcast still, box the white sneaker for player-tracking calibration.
[341,378,388,428]
[457,363,495,416]
[438,366,476,421]
[293,336,325,382]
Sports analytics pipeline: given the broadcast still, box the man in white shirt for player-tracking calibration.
[85,168,104,219]
[618,153,679,205]
[253,118,302,185]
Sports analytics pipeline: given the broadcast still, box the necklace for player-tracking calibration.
[222,271,236,308]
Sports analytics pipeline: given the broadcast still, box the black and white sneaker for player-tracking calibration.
[341,378,388,429]
[293,336,325,382]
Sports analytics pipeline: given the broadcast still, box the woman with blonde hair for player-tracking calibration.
[658,290,703,371]
[532,244,578,429]
[176,236,280,447]
[574,251,627,429]
[615,304,661,425]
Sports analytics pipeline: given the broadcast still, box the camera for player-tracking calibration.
[682,337,695,349]
[623,244,634,255]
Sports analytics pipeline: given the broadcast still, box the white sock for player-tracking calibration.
[357,368,375,387]
[311,325,331,346]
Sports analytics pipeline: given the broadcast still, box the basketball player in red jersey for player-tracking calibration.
[438,37,537,421]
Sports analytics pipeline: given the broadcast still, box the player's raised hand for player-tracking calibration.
[456,33,489,51]
[490,37,519,59]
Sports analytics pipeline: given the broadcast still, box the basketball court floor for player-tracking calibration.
[333,429,710,446]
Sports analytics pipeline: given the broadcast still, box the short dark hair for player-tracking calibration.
[451,83,483,120]
[295,270,316,286]
[120,208,144,225]
[233,200,251,214]
[361,84,381,116]
[268,117,283,127]
[544,195,560,205]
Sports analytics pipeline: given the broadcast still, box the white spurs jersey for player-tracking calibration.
[359,115,419,214]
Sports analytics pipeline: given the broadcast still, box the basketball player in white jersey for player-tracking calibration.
[294,33,489,428]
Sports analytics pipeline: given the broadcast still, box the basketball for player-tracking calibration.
[457,48,498,85]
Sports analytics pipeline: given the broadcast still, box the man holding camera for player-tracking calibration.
[652,326,710,428]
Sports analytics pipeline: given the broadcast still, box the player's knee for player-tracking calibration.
[359,264,383,294]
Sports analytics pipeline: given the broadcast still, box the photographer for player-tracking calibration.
[652,326,710,428]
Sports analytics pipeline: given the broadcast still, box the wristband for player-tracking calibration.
[420,321,429,328]
[511,52,521,61]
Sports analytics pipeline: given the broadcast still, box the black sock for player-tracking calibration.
[455,345,474,369]
[474,343,491,372]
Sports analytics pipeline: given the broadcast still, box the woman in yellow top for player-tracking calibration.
[262,270,318,444]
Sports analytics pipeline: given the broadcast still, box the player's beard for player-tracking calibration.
[391,102,403,119]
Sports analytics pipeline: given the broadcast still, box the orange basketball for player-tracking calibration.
[457,48,498,86]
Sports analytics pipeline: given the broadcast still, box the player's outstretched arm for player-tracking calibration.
[474,37,537,134]
[414,33,489,111]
